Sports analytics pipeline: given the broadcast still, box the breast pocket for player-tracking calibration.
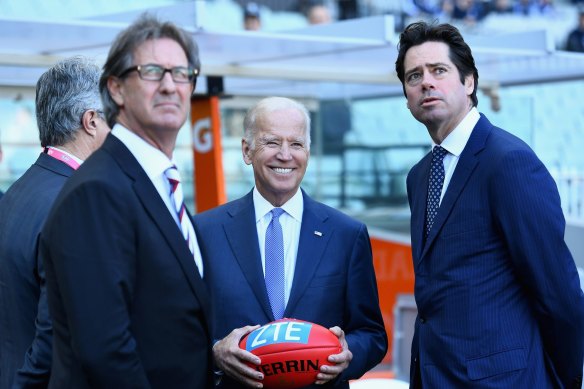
[466,348,526,381]
[309,273,345,288]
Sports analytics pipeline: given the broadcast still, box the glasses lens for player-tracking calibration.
[139,65,164,81]
[172,67,192,83]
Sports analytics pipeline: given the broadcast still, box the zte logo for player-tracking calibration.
[246,322,311,351]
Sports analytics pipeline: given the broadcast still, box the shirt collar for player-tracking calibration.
[48,146,83,165]
[253,187,304,223]
[111,123,175,177]
[435,107,480,157]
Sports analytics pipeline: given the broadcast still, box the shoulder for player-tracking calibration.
[194,194,251,223]
[304,193,365,230]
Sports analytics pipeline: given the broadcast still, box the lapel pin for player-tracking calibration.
[314,231,322,237]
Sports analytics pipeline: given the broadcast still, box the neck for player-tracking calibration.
[117,118,177,159]
[57,142,89,161]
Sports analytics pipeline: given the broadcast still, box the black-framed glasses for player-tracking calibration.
[119,64,199,84]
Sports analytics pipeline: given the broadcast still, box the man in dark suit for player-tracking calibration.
[395,21,584,388]
[194,97,387,388]
[0,56,109,389]
[40,15,213,388]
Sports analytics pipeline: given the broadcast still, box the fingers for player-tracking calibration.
[314,326,353,385]
[213,325,265,387]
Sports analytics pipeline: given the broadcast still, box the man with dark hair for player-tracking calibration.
[40,14,212,388]
[395,21,584,388]
[0,56,109,389]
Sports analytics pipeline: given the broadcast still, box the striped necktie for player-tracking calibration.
[164,165,202,276]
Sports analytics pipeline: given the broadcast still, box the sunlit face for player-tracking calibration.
[109,38,193,151]
[403,41,474,136]
[242,108,309,207]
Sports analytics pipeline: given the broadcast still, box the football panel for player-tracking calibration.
[252,346,342,389]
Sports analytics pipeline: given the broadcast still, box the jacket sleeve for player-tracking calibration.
[12,240,52,389]
[492,149,584,388]
[340,224,388,381]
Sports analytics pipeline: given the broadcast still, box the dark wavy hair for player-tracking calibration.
[395,21,479,107]
[99,13,200,128]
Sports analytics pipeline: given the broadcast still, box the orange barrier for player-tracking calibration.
[190,96,227,212]
[370,231,414,364]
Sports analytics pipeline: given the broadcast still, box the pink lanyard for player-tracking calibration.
[44,147,80,170]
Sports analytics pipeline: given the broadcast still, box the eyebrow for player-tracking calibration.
[405,62,451,77]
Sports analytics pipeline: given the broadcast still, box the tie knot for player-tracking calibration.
[165,165,181,181]
[271,208,285,220]
[432,145,448,162]
[165,165,181,193]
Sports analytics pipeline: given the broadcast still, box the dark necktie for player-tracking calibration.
[425,146,448,238]
[265,208,285,320]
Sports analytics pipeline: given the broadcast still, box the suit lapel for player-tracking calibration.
[411,153,432,263]
[222,192,275,320]
[285,191,332,316]
[419,115,491,263]
[103,135,213,333]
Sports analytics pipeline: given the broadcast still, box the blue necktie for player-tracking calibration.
[265,208,285,320]
[425,146,448,239]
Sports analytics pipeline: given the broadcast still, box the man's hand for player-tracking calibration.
[213,325,264,388]
[315,326,352,385]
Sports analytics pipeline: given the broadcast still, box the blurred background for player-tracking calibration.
[1,1,583,382]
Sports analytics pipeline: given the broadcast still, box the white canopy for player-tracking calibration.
[1,2,583,100]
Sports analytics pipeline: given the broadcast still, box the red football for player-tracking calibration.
[239,318,342,389]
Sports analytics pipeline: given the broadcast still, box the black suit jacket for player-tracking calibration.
[40,134,213,388]
[0,152,73,389]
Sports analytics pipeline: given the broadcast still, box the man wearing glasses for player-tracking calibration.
[40,15,213,388]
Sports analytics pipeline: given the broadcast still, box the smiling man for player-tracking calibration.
[193,96,387,389]
[395,21,584,388]
[39,15,213,388]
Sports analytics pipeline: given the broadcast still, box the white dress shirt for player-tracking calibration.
[434,107,480,205]
[111,124,204,277]
[253,187,303,306]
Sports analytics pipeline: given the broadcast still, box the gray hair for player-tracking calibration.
[100,13,200,128]
[243,96,311,151]
[35,56,102,148]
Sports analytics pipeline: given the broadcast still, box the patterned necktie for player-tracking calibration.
[165,165,198,259]
[425,146,448,238]
[265,208,286,320]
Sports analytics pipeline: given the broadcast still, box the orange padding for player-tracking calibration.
[355,370,395,380]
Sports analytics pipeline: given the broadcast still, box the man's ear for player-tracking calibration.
[81,110,99,137]
[465,74,474,96]
[242,139,253,165]
[108,76,124,106]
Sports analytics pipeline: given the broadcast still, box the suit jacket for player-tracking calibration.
[407,114,584,388]
[0,152,74,389]
[40,134,214,389]
[193,190,387,389]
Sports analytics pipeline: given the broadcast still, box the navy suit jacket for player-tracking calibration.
[407,114,584,388]
[0,153,73,389]
[40,134,214,389]
[193,190,387,389]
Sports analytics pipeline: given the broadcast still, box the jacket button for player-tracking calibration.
[420,317,426,323]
